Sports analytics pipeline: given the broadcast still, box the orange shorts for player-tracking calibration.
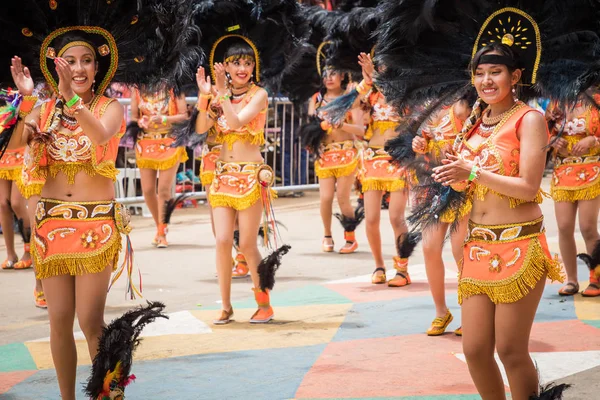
[208,161,275,211]
[360,147,407,192]
[315,141,359,179]
[135,133,188,170]
[200,144,221,186]
[551,154,600,202]
[458,216,563,304]
[32,199,131,279]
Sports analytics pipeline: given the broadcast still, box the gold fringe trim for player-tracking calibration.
[0,168,22,181]
[208,184,262,211]
[33,235,122,279]
[136,148,188,171]
[551,184,600,203]
[219,132,265,151]
[361,178,406,192]
[458,237,564,305]
[48,163,119,184]
[473,183,544,207]
[440,198,472,224]
[16,182,44,200]
[315,158,358,179]
[200,172,214,186]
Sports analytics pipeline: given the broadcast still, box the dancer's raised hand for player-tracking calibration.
[196,67,212,95]
[10,56,34,95]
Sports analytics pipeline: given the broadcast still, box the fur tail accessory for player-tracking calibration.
[335,205,365,232]
[529,383,571,399]
[578,240,600,279]
[123,121,142,144]
[85,301,168,400]
[162,193,193,225]
[170,108,208,148]
[258,244,291,291]
[299,115,328,155]
[384,132,417,165]
[396,231,422,259]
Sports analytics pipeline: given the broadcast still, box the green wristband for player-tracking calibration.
[468,165,479,182]
[66,94,81,108]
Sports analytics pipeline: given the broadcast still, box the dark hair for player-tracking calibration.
[470,43,520,75]
[54,33,98,60]
[224,42,255,63]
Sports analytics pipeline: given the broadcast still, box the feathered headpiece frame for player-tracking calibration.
[323,6,380,78]
[194,0,310,93]
[0,0,200,95]
[373,0,600,116]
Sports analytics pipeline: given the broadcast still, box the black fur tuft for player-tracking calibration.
[85,301,168,398]
[258,244,292,291]
[162,193,193,225]
[299,116,328,155]
[396,232,422,259]
[335,205,365,232]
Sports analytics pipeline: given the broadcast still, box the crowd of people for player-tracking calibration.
[1,0,599,399]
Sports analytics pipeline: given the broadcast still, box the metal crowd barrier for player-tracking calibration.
[115,96,319,206]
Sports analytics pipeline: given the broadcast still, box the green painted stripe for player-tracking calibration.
[0,343,37,372]
[583,320,600,329]
[203,284,352,310]
[305,395,483,400]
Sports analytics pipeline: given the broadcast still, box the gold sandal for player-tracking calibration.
[371,267,387,284]
[426,310,453,336]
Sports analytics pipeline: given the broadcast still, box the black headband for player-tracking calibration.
[477,54,517,68]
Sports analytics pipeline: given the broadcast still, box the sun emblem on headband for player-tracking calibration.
[473,7,542,85]
[483,17,532,50]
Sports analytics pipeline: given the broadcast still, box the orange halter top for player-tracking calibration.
[422,105,464,158]
[211,84,267,149]
[30,96,125,184]
[456,101,546,208]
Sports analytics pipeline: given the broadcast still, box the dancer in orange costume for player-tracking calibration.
[130,86,189,248]
[546,98,600,297]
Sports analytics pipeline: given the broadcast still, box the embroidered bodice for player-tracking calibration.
[553,105,600,157]
[422,106,462,142]
[456,102,545,207]
[30,96,125,184]
[136,89,178,117]
[211,85,267,149]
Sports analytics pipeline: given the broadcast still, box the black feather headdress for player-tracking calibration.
[373,0,600,117]
[193,0,311,95]
[0,0,201,94]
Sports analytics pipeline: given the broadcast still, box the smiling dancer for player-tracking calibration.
[0,0,198,398]
[374,0,600,398]
[192,0,304,325]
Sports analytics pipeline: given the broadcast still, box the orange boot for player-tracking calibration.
[339,231,358,254]
[232,253,249,278]
[250,288,274,324]
[156,223,168,248]
[388,256,411,287]
[14,243,33,269]
[582,271,600,297]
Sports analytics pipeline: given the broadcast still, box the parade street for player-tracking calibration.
[1,177,599,399]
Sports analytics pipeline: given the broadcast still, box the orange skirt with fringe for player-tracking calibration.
[32,199,131,279]
[360,147,407,192]
[458,216,564,304]
[136,134,188,171]
[208,161,276,211]
[315,141,359,179]
[551,155,600,202]
[200,144,221,186]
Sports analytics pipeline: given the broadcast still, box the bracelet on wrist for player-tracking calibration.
[66,94,81,108]
[468,165,481,182]
[161,115,168,126]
